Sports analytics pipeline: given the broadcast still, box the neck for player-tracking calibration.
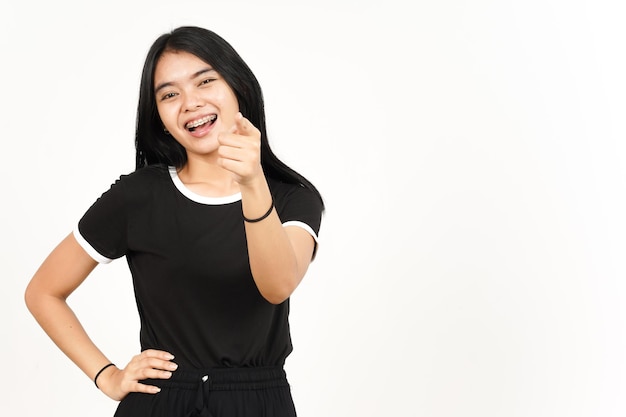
[177,156,239,197]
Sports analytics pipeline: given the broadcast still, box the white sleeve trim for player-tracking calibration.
[282,220,319,243]
[73,226,114,264]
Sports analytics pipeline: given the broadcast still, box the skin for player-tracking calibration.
[24,50,316,401]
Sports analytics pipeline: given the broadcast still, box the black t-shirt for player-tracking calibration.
[74,165,322,369]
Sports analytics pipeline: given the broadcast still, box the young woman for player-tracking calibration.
[25,26,324,417]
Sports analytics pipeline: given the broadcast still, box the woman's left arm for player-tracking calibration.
[241,179,315,304]
[218,113,316,304]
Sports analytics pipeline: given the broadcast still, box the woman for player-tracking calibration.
[25,26,324,417]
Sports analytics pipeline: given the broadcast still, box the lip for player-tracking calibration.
[183,113,218,137]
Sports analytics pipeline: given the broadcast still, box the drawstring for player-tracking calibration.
[150,366,287,416]
[186,374,213,417]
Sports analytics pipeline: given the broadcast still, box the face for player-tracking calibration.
[153,50,239,159]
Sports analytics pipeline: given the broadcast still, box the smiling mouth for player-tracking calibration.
[185,114,217,132]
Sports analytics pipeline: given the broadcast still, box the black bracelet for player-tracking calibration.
[94,363,115,389]
[243,197,274,223]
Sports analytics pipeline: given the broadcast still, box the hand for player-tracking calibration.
[97,350,177,401]
[217,112,264,186]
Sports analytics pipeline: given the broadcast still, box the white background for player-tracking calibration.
[2,0,625,416]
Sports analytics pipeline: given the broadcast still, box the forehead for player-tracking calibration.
[154,51,213,83]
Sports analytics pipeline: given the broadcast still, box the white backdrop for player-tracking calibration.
[2,1,625,416]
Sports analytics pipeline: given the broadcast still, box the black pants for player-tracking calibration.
[114,367,297,417]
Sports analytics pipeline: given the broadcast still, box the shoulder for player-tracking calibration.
[267,178,323,213]
[121,164,169,184]
[267,177,324,232]
[110,164,170,194]
[88,165,172,210]
[267,177,318,201]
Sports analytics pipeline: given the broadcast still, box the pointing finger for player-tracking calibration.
[235,112,251,133]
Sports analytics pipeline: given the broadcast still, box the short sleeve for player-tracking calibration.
[75,176,129,263]
[273,182,324,251]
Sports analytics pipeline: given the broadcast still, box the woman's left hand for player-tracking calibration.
[217,112,263,186]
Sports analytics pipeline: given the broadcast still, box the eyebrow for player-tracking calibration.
[154,68,217,94]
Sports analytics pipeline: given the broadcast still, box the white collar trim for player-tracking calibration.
[168,166,242,205]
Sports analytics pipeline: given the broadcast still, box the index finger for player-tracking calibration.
[234,112,258,135]
[141,349,175,360]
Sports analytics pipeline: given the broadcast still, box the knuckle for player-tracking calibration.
[133,382,146,393]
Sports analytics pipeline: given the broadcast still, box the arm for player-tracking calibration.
[241,178,316,304]
[218,113,317,304]
[24,232,177,400]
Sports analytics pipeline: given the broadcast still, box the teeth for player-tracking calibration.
[186,114,217,129]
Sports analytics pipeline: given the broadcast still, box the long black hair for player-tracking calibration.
[135,26,323,209]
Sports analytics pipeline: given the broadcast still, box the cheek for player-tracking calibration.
[216,92,241,124]
[215,85,240,110]
[156,105,176,128]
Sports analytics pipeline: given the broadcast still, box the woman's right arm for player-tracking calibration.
[24,232,177,401]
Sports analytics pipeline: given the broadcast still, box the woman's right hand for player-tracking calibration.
[96,350,178,401]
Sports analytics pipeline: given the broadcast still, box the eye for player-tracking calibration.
[159,92,178,101]
[199,78,216,86]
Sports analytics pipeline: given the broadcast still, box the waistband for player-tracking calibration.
[143,366,289,391]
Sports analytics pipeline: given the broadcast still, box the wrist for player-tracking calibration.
[237,172,266,190]
[239,176,274,221]
[243,196,274,223]
[94,363,116,389]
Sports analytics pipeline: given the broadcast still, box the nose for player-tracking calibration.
[183,91,205,112]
